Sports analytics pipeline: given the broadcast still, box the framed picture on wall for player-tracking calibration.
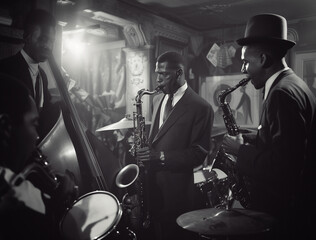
[201,74,262,129]
[293,51,316,97]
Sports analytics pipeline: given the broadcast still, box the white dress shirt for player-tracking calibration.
[159,81,188,128]
[21,49,44,108]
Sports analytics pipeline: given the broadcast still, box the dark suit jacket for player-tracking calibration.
[0,52,59,139]
[238,69,316,219]
[148,86,214,219]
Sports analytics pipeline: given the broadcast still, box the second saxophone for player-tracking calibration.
[213,77,251,209]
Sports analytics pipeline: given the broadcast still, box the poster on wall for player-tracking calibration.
[202,74,261,129]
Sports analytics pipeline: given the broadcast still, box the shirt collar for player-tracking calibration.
[159,81,187,127]
[173,81,187,97]
[264,67,289,100]
[21,49,39,76]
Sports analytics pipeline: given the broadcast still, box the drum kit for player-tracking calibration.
[59,118,276,240]
[183,166,277,239]
[59,117,151,240]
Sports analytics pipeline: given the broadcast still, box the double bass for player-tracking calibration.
[38,55,132,239]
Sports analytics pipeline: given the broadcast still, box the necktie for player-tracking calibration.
[163,94,173,122]
[35,72,41,108]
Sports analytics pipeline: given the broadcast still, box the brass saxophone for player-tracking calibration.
[213,77,251,209]
[115,86,160,231]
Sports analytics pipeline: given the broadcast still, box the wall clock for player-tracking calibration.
[128,53,144,76]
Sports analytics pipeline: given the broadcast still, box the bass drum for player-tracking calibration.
[60,190,123,240]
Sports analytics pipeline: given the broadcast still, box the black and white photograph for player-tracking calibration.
[0,1,315,240]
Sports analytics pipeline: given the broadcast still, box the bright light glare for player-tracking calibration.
[62,34,86,57]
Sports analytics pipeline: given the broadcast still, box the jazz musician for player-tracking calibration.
[222,14,316,239]
[0,75,78,239]
[136,51,214,240]
[0,8,60,141]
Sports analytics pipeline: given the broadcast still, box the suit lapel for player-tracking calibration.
[149,94,164,137]
[258,69,293,132]
[152,88,191,144]
[264,69,293,101]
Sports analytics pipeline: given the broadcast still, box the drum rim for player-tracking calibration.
[59,190,123,240]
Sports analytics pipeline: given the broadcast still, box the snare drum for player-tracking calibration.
[195,167,229,208]
[60,190,122,240]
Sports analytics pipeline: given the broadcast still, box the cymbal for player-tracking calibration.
[210,127,256,137]
[177,208,276,236]
[96,117,152,132]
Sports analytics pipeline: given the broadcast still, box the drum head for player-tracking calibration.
[60,190,122,240]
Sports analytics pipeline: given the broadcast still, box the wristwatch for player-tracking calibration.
[160,151,165,166]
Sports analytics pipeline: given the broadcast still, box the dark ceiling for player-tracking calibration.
[118,0,316,31]
[1,0,315,32]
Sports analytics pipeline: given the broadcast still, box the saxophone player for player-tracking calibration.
[222,14,316,239]
[136,52,214,240]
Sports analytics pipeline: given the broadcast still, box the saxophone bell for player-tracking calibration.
[115,164,139,189]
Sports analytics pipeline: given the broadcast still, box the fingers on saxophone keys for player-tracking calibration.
[136,147,150,155]
[223,133,230,141]
[136,153,150,162]
[137,155,150,162]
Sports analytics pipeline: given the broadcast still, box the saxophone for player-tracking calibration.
[213,77,251,209]
[115,87,160,231]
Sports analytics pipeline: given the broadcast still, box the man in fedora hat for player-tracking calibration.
[222,14,316,239]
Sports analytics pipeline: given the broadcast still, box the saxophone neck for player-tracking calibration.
[238,77,251,87]
[136,87,161,103]
[218,77,251,104]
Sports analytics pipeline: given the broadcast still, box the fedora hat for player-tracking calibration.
[236,13,296,49]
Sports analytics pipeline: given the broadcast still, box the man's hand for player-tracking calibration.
[54,170,79,208]
[136,146,160,163]
[221,133,244,156]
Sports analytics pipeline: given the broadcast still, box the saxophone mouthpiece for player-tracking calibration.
[155,85,163,93]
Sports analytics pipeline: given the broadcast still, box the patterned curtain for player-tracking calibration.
[63,47,126,136]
